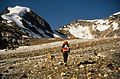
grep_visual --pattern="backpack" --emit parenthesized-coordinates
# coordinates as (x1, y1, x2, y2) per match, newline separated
(61, 44, 70, 53)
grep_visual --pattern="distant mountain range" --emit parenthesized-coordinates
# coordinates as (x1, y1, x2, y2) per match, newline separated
(0, 6, 120, 49)
(56, 12, 120, 39)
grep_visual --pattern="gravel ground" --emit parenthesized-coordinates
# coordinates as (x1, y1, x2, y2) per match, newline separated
(0, 37, 120, 79)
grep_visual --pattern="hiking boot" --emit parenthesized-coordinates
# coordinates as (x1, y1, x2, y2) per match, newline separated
(64, 63, 67, 66)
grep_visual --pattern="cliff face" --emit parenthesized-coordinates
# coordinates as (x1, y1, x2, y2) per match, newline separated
(57, 12, 120, 39)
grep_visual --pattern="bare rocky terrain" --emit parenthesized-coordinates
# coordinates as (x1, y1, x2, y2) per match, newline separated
(0, 6, 120, 79)
(0, 37, 120, 79)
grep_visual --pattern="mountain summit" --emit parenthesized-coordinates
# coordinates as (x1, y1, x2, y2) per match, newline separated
(0, 6, 56, 38)
(56, 12, 120, 39)
(0, 6, 61, 49)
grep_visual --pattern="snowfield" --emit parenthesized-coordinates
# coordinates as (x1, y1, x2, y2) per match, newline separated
(0, 38, 87, 54)
(0, 37, 118, 54)
(69, 26, 94, 39)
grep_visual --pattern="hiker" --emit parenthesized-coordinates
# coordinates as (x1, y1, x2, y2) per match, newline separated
(61, 41, 70, 66)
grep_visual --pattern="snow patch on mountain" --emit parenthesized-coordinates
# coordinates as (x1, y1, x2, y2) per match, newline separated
(1, 6, 30, 26)
(7, 6, 30, 15)
(69, 26, 94, 39)
(1, 14, 24, 28)
(53, 34, 61, 38)
(113, 12, 120, 15)
(1, 6, 30, 23)
(112, 22, 119, 30)
(96, 25, 110, 31)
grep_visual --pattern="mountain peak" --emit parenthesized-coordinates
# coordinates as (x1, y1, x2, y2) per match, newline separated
(0, 6, 55, 39)
(113, 12, 120, 16)
(7, 6, 30, 15)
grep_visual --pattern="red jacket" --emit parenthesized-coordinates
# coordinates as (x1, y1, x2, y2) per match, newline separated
(61, 44, 70, 53)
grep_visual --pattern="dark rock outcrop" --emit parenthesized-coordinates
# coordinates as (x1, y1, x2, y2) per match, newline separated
(0, 23, 23, 49)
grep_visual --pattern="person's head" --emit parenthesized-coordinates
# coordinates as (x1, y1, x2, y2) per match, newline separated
(63, 41, 68, 45)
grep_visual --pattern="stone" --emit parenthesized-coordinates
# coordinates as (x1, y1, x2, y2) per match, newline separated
(20, 74, 28, 78)
(79, 65, 84, 68)
(48, 75, 52, 79)
(34, 65, 37, 68)
(54, 67, 58, 70)
(8, 66, 14, 69)
(0, 73, 3, 79)
(71, 77, 77, 79)
(4, 70, 9, 73)
(107, 63, 114, 70)
(98, 74, 102, 77)
(87, 72, 92, 77)
(104, 74, 108, 77)
(61, 72, 66, 76)
(118, 67, 120, 71)
(75, 69, 79, 71)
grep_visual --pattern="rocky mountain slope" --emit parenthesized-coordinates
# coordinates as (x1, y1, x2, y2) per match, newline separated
(0, 6, 120, 49)
(0, 6, 55, 38)
(0, 5, 120, 79)
(0, 37, 120, 79)
(57, 12, 120, 39)
(0, 6, 60, 49)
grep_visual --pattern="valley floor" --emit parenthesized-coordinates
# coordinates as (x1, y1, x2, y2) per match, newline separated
(0, 37, 120, 79)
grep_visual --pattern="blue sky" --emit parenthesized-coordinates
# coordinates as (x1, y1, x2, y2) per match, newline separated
(0, 0, 120, 29)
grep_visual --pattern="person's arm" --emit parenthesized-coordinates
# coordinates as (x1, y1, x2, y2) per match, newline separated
(67, 44, 70, 53)
(61, 48, 63, 53)
(62, 44, 65, 48)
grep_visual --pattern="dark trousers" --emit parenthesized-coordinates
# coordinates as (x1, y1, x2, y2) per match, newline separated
(63, 52, 68, 63)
